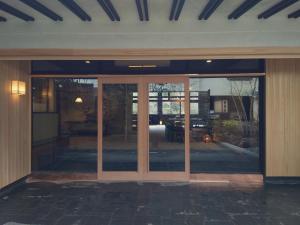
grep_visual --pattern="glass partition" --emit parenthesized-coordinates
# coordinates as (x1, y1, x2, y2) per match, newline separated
(189, 77, 260, 173)
(32, 76, 261, 177)
(32, 78, 98, 173)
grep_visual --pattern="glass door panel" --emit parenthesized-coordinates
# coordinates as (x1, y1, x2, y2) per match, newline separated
(148, 83, 185, 171)
(102, 84, 138, 171)
(32, 78, 98, 173)
(189, 77, 261, 173)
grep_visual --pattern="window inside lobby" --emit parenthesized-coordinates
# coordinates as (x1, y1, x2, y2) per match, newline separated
(32, 78, 98, 173)
(189, 77, 261, 173)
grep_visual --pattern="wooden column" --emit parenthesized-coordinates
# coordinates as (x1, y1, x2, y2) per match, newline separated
(266, 59, 300, 177)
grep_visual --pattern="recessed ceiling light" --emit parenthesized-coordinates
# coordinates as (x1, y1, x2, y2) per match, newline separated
(206, 60, 212, 63)
(85, 60, 91, 64)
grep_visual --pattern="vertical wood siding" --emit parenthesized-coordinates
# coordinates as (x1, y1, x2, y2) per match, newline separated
(266, 59, 300, 177)
(0, 61, 31, 189)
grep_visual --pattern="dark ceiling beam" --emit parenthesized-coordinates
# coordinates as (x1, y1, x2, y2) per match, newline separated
(170, 0, 185, 21)
(169, 0, 178, 20)
(288, 9, 300, 18)
(135, 0, 143, 21)
(0, 15, 6, 22)
(135, 0, 149, 21)
(97, 0, 115, 21)
(199, 0, 224, 20)
(143, 0, 149, 21)
(58, 0, 91, 21)
(105, 0, 120, 21)
(258, 0, 299, 19)
(0, 1, 34, 21)
(228, 0, 262, 19)
(19, 0, 63, 21)
(174, 0, 185, 20)
(97, 0, 120, 21)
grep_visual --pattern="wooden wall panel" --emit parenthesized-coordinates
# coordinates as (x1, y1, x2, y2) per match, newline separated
(266, 59, 300, 177)
(0, 61, 31, 189)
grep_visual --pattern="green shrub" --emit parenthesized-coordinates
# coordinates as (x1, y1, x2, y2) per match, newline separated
(222, 120, 240, 128)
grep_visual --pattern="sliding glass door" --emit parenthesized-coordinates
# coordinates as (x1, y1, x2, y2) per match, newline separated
(102, 83, 138, 172)
(99, 76, 190, 181)
(148, 82, 185, 172)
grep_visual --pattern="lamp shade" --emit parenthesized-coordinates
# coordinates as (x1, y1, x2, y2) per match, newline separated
(18, 81, 26, 95)
(11, 80, 26, 95)
(75, 97, 83, 103)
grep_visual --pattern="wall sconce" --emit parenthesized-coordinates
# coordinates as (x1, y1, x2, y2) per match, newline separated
(11, 80, 26, 95)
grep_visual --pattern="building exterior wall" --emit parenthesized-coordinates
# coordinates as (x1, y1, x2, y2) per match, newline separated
(266, 59, 300, 177)
(0, 61, 31, 189)
(1, 58, 300, 188)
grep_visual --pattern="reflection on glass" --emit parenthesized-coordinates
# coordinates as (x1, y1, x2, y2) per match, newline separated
(103, 84, 138, 171)
(149, 83, 185, 171)
(32, 78, 98, 173)
(32, 78, 55, 112)
(189, 78, 260, 173)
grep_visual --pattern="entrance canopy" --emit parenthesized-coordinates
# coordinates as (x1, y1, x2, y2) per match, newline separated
(0, 0, 300, 51)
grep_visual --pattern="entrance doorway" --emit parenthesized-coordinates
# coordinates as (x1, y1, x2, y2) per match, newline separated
(31, 74, 263, 181)
(99, 76, 190, 181)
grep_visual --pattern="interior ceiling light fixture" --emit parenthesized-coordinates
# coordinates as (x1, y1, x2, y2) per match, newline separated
(75, 97, 83, 103)
(206, 59, 212, 63)
(115, 60, 169, 67)
(128, 65, 157, 68)
(85, 60, 91, 64)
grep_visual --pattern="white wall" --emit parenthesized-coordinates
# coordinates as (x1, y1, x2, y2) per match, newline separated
(190, 78, 259, 96)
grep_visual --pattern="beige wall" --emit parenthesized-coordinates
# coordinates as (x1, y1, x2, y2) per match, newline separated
(0, 61, 31, 189)
(266, 59, 300, 177)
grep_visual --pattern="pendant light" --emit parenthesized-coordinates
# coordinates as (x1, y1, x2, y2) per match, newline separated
(75, 96, 83, 103)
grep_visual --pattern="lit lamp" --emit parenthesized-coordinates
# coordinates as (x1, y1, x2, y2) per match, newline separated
(203, 134, 212, 144)
(11, 80, 26, 95)
(75, 97, 83, 103)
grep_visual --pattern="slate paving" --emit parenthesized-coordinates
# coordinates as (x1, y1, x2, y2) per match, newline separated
(0, 181, 300, 225)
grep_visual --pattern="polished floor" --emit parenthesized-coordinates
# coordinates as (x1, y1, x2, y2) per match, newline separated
(0, 180, 300, 225)
(34, 142, 260, 173)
